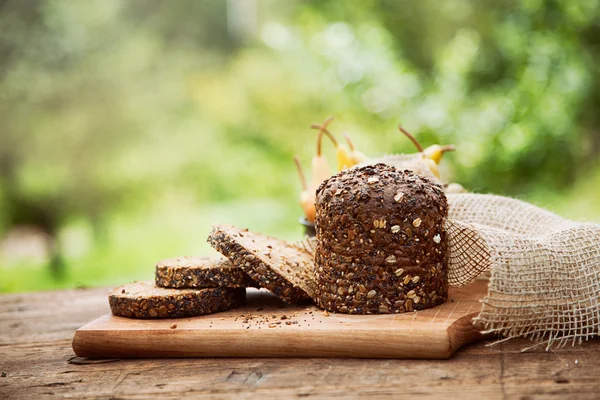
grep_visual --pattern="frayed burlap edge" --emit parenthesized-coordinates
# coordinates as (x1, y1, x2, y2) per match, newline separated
(447, 194, 600, 350)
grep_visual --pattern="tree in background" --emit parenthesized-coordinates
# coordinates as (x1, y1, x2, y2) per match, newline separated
(0, 0, 598, 287)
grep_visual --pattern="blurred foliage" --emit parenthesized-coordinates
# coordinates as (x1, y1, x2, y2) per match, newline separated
(1, 0, 599, 292)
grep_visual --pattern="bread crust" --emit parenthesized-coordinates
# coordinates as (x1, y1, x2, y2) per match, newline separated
(314, 164, 448, 314)
(155, 256, 256, 289)
(109, 281, 246, 319)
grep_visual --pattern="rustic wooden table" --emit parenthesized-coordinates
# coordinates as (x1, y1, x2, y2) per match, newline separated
(1, 288, 599, 399)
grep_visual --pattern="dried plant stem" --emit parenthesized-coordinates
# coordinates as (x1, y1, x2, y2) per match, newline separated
(293, 155, 308, 191)
(440, 145, 456, 154)
(343, 132, 355, 151)
(398, 126, 424, 152)
(310, 116, 337, 156)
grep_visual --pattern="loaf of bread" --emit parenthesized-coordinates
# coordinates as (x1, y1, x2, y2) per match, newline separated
(314, 163, 448, 314)
(109, 281, 246, 319)
(208, 224, 316, 304)
(155, 256, 256, 289)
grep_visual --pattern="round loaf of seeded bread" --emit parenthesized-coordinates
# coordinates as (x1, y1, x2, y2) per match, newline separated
(314, 163, 448, 314)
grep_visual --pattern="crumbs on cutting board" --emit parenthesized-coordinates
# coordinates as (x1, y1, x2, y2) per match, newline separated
(227, 308, 331, 329)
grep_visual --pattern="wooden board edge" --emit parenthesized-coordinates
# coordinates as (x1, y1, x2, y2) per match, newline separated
(72, 323, 456, 360)
(447, 313, 491, 354)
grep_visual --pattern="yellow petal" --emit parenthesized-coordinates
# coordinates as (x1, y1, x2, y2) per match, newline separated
(336, 146, 353, 171)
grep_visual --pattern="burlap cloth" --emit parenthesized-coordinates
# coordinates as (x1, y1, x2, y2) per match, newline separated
(446, 193, 600, 349)
(303, 192, 600, 349)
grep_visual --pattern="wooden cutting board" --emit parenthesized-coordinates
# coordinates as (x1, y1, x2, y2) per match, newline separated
(72, 280, 489, 359)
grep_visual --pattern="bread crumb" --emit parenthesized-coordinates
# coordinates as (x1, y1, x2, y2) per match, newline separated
(170, 323, 177, 329)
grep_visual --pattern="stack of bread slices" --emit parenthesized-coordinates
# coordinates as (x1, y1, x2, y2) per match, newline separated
(109, 225, 316, 319)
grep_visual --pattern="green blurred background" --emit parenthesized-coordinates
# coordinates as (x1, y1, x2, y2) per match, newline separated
(1, 0, 599, 293)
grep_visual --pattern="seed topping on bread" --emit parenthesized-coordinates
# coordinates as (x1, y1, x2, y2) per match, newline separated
(208, 224, 316, 304)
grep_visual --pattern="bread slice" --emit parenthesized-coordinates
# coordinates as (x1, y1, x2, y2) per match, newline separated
(155, 256, 256, 289)
(208, 224, 316, 304)
(109, 281, 246, 319)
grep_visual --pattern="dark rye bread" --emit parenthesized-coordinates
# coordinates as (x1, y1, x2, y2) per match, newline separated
(314, 164, 448, 314)
(109, 281, 246, 319)
(208, 224, 316, 304)
(155, 256, 256, 289)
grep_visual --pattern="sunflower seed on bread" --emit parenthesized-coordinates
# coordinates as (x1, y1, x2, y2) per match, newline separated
(155, 256, 256, 289)
(109, 281, 246, 319)
(208, 224, 316, 304)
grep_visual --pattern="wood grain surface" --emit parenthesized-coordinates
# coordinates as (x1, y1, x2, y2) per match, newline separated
(2, 283, 600, 399)
(72, 280, 488, 359)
